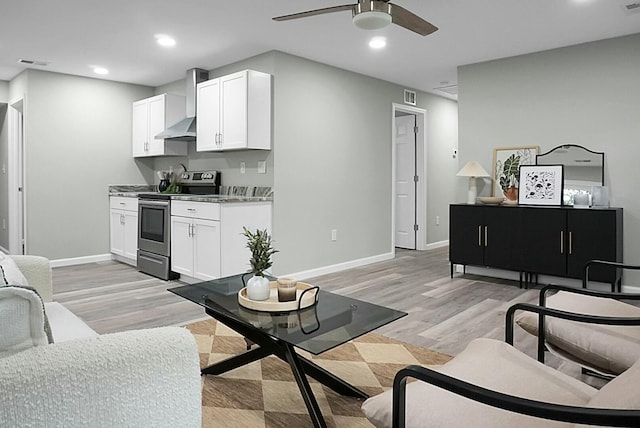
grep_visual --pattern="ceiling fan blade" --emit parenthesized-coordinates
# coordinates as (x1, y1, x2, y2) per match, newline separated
(273, 4, 355, 22)
(389, 3, 438, 36)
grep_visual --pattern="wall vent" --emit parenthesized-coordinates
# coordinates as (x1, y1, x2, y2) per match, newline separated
(623, 2, 640, 14)
(434, 84, 459, 96)
(404, 89, 417, 105)
(18, 59, 50, 66)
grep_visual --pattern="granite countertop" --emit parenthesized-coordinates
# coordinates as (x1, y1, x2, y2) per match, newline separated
(108, 185, 273, 203)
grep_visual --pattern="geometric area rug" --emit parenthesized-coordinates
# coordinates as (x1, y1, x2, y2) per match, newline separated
(184, 318, 452, 428)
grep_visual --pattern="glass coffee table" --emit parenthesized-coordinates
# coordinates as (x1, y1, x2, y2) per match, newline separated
(169, 273, 406, 428)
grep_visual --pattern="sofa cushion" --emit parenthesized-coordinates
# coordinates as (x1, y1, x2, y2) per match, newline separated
(44, 302, 99, 342)
(0, 286, 51, 357)
(361, 338, 596, 428)
(515, 291, 640, 375)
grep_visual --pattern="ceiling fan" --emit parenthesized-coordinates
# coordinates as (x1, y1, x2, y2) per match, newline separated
(273, 0, 438, 36)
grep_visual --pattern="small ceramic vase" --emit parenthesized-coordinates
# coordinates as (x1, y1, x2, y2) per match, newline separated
(246, 275, 270, 301)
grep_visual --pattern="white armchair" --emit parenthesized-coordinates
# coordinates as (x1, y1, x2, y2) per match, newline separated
(0, 255, 202, 427)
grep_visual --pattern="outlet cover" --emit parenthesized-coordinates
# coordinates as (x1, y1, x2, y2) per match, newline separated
(258, 161, 266, 174)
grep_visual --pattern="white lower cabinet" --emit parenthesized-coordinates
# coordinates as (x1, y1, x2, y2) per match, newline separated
(171, 214, 221, 280)
(171, 200, 272, 281)
(109, 197, 139, 264)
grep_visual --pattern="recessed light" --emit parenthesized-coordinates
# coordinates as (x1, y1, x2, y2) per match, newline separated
(93, 67, 109, 75)
(155, 34, 176, 47)
(369, 36, 387, 49)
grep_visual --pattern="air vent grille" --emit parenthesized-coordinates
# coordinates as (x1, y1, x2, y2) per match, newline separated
(434, 84, 459, 96)
(404, 89, 416, 106)
(18, 59, 50, 66)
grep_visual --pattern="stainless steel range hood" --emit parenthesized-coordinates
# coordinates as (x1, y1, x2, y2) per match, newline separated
(155, 68, 209, 141)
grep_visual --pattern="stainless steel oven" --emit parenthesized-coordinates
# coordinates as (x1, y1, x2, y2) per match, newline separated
(137, 170, 220, 280)
(137, 194, 176, 280)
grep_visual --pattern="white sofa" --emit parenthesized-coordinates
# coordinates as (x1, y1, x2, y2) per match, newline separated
(0, 255, 202, 427)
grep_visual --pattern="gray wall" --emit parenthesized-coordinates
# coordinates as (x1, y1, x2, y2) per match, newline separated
(0, 81, 7, 103)
(12, 69, 153, 259)
(3, 51, 457, 273)
(201, 51, 457, 275)
(458, 33, 640, 283)
(152, 51, 458, 274)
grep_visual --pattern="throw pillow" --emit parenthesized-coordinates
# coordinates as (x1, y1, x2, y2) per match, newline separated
(0, 253, 29, 287)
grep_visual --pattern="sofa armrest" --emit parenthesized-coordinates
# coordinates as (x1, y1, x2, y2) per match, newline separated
(0, 327, 201, 427)
(9, 255, 53, 302)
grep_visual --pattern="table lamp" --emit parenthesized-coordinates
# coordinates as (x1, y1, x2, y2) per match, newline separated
(457, 161, 490, 204)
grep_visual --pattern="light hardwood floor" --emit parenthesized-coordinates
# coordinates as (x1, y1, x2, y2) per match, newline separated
(51, 247, 601, 386)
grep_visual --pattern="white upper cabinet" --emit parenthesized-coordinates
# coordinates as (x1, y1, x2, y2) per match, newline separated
(132, 93, 188, 157)
(196, 70, 271, 152)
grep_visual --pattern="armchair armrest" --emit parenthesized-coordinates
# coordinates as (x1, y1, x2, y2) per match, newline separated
(0, 326, 201, 427)
(392, 364, 640, 428)
(9, 255, 53, 302)
(583, 260, 640, 292)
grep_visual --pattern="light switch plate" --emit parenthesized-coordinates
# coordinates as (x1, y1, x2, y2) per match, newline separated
(240, 162, 246, 174)
(258, 161, 266, 174)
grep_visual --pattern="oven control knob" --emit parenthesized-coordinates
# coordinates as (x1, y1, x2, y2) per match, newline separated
(202, 173, 212, 179)
(181, 173, 189, 179)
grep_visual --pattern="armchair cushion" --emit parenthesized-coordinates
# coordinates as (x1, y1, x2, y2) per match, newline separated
(361, 338, 596, 428)
(515, 291, 640, 375)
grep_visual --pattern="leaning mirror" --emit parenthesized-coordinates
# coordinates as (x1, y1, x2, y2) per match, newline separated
(536, 144, 604, 205)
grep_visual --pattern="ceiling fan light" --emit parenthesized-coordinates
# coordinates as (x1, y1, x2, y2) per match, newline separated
(353, 11, 392, 30)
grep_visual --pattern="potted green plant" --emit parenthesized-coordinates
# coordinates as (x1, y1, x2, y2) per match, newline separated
(242, 227, 278, 300)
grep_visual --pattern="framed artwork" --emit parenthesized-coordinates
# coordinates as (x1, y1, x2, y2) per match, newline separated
(518, 164, 564, 206)
(492, 146, 539, 201)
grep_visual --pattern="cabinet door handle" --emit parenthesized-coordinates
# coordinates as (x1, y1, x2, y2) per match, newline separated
(219, 133, 223, 145)
(188, 224, 193, 237)
(484, 226, 488, 247)
(120, 214, 125, 225)
(478, 226, 482, 247)
(560, 231, 564, 254)
(569, 231, 573, 255)
(187, 208, 196, 212)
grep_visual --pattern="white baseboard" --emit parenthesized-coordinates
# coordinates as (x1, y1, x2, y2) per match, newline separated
(282, 251, 395, 281)
(50, 253, 113, 268)
(425, 240, 448, 250)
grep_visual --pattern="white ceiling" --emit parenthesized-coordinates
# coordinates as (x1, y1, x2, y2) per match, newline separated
(2, 0, 639, 100)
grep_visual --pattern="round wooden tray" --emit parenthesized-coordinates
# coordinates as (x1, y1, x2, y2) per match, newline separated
(238, 281, 319, 312)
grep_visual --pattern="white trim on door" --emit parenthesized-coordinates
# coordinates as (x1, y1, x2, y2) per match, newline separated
(8, 97, 26, 255)
(391, 103, 428, 252)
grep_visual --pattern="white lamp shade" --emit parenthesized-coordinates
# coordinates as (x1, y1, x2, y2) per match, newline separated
(457, 161, 490, 204)
(456, 161, 490, 178)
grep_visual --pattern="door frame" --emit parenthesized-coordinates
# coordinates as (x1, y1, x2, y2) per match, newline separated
(391, 103, 427, 251)
(8, 97, 26, 255)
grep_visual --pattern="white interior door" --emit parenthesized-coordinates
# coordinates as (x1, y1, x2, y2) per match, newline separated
(394, 114, 416, 249)
(8, 100, 25, 254)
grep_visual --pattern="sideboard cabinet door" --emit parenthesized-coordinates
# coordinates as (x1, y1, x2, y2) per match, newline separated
(521, 208, 567, 277)
(567, 209, 623, 283)
(449, 205, 484, 267)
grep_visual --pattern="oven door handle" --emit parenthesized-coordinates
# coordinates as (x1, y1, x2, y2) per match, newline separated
(138, 199, 170, 207)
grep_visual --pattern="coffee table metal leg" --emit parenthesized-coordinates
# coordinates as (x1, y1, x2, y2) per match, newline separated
(282, 342, 327, 428)
(299, 356, 368, 399)
(201, 346, 272, 376)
